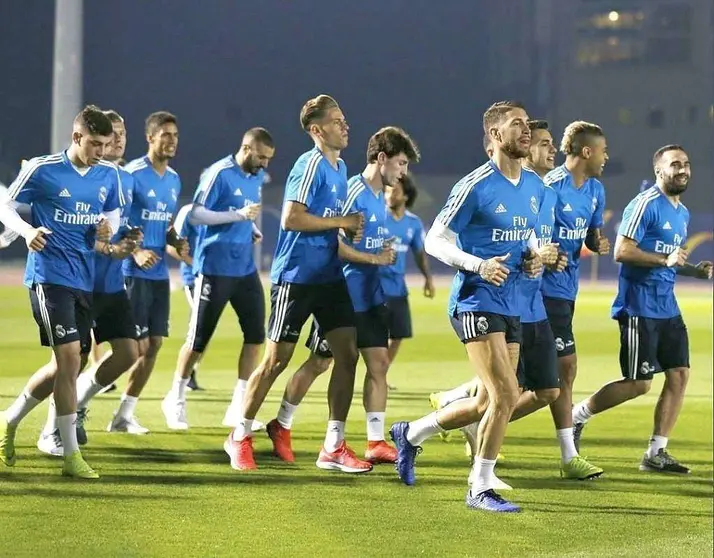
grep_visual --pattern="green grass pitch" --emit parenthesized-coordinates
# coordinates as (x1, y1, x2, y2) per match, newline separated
(0, 281, 711, 557)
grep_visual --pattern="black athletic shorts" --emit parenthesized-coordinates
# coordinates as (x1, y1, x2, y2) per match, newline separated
(187, 272, 265, 352)
(29, 283, 93, 353)
(267, 280, 355, 344)
(517, 319, 560, 391)
(385, 296, 412, 340)
(306, 304, 390, 357)
(124, 277, 170, 339)
(543, 296, 576, 357)
(449, 311, 522, 345)
(92, 290, 138, 344)
(617, 314, 690, 380)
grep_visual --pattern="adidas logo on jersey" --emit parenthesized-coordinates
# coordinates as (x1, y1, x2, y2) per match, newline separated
(331, 185, 337, 193)
(369, 214, 377, 222)
(494, 203, 507, 214)
(59, 188, 71, 198)
(663, 221, 672, 230)
(233, 188, 243, 196)
(563, 203, 573, 212)
(148, 189, 156, 197)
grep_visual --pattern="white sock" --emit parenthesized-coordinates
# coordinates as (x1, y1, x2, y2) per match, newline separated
(647, 435, 668, 458)
(4, 391, 41, 427)
(42, 397, 58, 435)
(276, 399, 298, 430)
(470, 457, 497, 494)
(323, 420, 345, 452)
(170, 375, 189, 402)
(230, 379, 248, 409)
(76, 373, 106, 410)
(438, 382, 474, 408)
(231, 417, 254, 441)
(572, 400, 595, 424)
(366, 412, 385, 442)
(117, 394, 138, 420)
(57, 413, 79, 456)
(557, 427, 578, 462)
(406, 412, 445, 445)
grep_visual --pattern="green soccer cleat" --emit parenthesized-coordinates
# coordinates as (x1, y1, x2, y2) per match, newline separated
(428, 392, 452, 442)
(560, 455, 603, 480)
(0, 416, 17, 467)
(62, 450, 99, 479)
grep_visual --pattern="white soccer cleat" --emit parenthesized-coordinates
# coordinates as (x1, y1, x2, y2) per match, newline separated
(37, 430, 64, 457)
(221, 408, 265, 432)
(161, 396, 189, 430)
(106, 413, 150, 435)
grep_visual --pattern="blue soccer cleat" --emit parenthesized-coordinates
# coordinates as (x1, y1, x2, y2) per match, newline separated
(466, 489, 521, 513)
(389, 421, 421, 486)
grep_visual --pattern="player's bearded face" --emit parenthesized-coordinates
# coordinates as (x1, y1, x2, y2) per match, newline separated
(149, 123, 179, 160)
(242, 143, 275, 175)
(497, 111, 531, 159)
(660, 151, 690, 195)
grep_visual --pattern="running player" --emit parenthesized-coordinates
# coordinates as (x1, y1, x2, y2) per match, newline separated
(161, 128, 275, 430)
(0, 105, 123, 478)
(390, 101, 544, 513)
(573, 145, 712, 474)
(223, 94, 369, 473)
(169, 202, 203, 391)
(37, 109, 143, 455)
(107, 111, 188, 434)
(264, 127, 420, 465)
(541, 121, 609, 478)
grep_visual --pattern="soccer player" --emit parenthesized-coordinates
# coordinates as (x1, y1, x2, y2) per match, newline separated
(0, 105, 123, 478)
(572, 145, 712, 474)
(161, 128, 275, 430)
(169, 202, 203, 391)
(264, 127, 420, 465)
(389, 101, 544, 513)
(37, 109, 143, 455)
(541, 121, 610, 479)
(107, 111, 188, 434)
(223, 94, 368, 473)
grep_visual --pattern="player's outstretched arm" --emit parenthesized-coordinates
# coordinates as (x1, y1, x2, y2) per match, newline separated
(614, 235, 686, 268)
(282, 201, 362, 236)
(189, 203, 260, 226)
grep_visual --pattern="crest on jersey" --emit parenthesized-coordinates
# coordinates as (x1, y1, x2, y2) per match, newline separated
(530, 196, 538, 215)
(98, 186, 107, 203)
(591, 197, 597, 212)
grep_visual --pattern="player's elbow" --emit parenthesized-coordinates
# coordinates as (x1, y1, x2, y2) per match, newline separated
(281, 207, 301, 231)
(424, 229, 440, 260)
(613, 238, 630, 263)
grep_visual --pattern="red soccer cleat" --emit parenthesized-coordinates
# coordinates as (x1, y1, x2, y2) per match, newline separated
(224, 432, 257, 470)
(267, 419, 295, 463)
(316, 441, 373, 473)
(365, 440, 398, 464)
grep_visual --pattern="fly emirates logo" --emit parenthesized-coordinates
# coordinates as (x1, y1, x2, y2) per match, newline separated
(655, 234, 683, 254)
(53, 201, 102, 225)
(491, 216, 534, 242)
(322, 199, 345, 218)
(364, 226, 388, 250)
(141, 202, 173, 222)
(558, 217, 588, 241)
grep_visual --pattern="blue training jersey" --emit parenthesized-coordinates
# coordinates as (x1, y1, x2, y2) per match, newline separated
(10, 151, 124, 292)
(439, 160, 543, 318)
(341, 175, 387, 312)
(611, 187, 689, 319)
(192, 155, 263, 278)
(518, 183, 557, 323)
(94, 168, 135, 294)
(379, 209, 425, 298)
(121, 156, 181, 281)
(541, 165, 606, 301)
(173, 203, 201, 288)
(270, 148, 348, 285)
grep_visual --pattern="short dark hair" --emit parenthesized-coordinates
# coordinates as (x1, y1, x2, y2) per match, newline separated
(145, 111, 178, 136)
(300, 95, 339, 131)
(528, 119, 549, 131)
(243, 127, 274, 148)
(560, 121, 604, 156)
(483, 100, 526, 133)
(482, 133, 492, 155)
(366, 126, 420, 164)
(653, 144, 686, 168)
(102, 109, 124, 124)
(399, 172, 418, 209)
(74, 105, 113, 137)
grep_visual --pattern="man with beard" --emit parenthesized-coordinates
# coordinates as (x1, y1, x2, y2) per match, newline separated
(572, 145, 712, 474)
(540, 121, 609, 480)
(107, 111, 188, 434)
(161, 128, 275, 430)
(390, 101, 544, 513)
